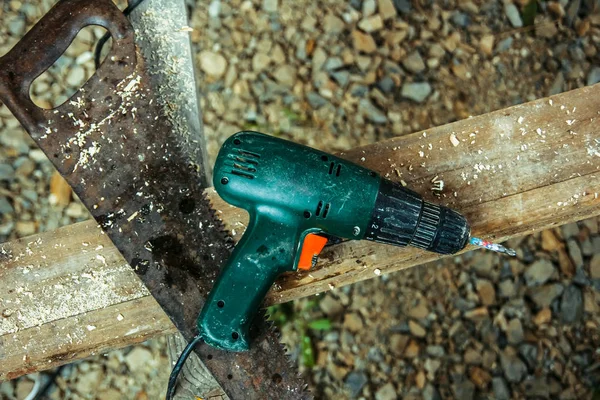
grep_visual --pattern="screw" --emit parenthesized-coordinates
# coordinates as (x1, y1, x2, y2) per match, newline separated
(352, 226, 360, 236)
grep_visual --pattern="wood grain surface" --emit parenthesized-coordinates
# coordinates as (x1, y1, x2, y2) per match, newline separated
(1, 83, 599, 379)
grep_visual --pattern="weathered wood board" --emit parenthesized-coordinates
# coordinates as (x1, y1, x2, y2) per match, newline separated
(1, 83, 599, 380)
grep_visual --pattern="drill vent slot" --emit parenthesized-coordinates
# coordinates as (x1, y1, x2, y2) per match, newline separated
(232, 162, 256, 173)
(225, 152, 259, 179)
(315, 201, 331, 218)
(234, 148, 261, 159)
(328, 162, 342, 177)
(231, 170, 255, 179)
(228, 154, 259, 165)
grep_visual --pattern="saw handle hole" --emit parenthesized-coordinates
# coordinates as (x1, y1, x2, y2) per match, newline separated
(29, 26, 113, 109)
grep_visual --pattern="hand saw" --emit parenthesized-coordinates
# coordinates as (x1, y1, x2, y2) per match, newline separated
(0, 0, 310, 398)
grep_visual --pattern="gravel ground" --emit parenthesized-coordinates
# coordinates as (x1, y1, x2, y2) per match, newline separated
(1, 0, 600, 399)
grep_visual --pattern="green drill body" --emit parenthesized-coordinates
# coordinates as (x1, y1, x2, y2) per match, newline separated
(198, 131, 470, 351)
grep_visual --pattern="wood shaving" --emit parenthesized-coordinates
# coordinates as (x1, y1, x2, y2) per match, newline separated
(450, 133, 459, 147)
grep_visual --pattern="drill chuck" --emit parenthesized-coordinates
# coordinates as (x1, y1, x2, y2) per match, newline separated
(364, 179, 470, 254)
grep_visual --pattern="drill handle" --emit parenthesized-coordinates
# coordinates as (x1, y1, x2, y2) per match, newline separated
(197, 209, 299, 351)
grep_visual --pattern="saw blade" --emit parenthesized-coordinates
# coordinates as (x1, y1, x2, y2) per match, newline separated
(0, 0, 310, 398)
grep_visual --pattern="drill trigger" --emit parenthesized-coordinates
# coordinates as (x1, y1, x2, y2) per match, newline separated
(297, 233, 328, 271)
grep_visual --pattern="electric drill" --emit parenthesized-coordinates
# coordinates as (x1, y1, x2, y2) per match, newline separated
(198, 131, 471, 351)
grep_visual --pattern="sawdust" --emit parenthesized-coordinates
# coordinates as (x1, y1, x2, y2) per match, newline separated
(0, 239, 149, 336)
(132, 3, 208, 175)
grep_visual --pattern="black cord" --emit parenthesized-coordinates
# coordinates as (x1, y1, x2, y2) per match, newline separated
(166, 335, 204, 400)
(93, 0, 148, 70)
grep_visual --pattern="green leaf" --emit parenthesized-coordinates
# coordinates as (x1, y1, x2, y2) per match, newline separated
(303, 298, 320, 311)
(301, 334, 315, 368)
(266, 303, 295, 327)
(282, 107, 301, 122)
(307, 318, 332, 331)
(522, 0, 538, 26)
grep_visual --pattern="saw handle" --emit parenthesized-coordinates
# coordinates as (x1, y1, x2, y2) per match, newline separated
(0, 0, 134, 130)
(197, 210, 300, 351)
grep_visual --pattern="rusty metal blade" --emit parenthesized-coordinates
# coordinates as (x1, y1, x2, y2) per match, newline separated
(0, 0, 310, 398)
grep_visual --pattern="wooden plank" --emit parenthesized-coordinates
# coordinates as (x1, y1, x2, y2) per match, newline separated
(1, 84, 599, 379)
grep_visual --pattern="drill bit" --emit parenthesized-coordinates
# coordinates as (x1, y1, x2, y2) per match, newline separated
(470, 237, 517, 257)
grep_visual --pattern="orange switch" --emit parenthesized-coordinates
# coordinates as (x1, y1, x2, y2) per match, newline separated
(297, 233, 328, 271)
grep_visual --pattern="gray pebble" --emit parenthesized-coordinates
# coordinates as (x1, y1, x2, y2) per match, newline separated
(66, 65, 87, 88)
(350, 0, 362, 11)
(367, 347, 385, 362)
(295, 39, 307, 61)
(496, 37, 513, 53)
(561, 222, 579, 238)
(567, 239, 584, 268)
(8, 16, 26, 36)
(499, 279, 516, 298)
(454, 297, 477, 311)
(0, 221, 15, 236)
(500, 349, 527, 383)
(549, 72, 565, 96)
(451, 11, 470, 27)
(426, 345, 445, 358)
(587, 67, 600, 86)
(358, 99, 387, 124)
(331, 71, 350, 88)
(0, 197, 14, 214)
(518, 343, 538, 369)
(401, 82, 432, 103)
(492, 377, 511, 400)
(523, 376, 550, 398)
(21, 4, 40, 21)
(14, 157, 35, 177)
(560, 284, 583, 324)
(324, 57, 343, 71)
(573, 267, 589, 286)
(362, 0, 376, 16)
(262, 0, 278, 13)
(507, 318, 524, 345)
(528, 283, 564, 307)
(592, 236, 600, 254)
(208, 0, 220, 18)
(452, 379, 474, 400)
(392, 0, 411, 14)
(581, 237, 593, 257)
(504, 3, 523, 28)
(350, 84, 369, 97)
(402, 51, 426, 74)
(568, 45, 586, 61)
(344, 371, 368, 397)
(0, 164, 15, 181)
(306, 92, 328, 109)
(374, 383, 396, 400)
(524, 259, 555, 286)
(21, 190, 38, 203)
(377, 76, 395, 94)
(28, 149, 48, 163)
(566, 0, 580, 26)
